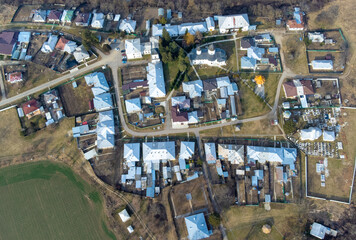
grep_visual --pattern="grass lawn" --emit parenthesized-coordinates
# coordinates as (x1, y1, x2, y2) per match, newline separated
(200, 119, 281, 137)
(5, 62, 60, 98)
(307, 156, 352, 201)
(239, 82, 270, 119)
(0, 108, 80, 164)
(190, 65, 228, 80)
(0, 161, 115, 240)
(223, 203, 306, 240)
(282, 35, 309, 75)
(214, 40, 238, 72)
(239, 73, 282, 106)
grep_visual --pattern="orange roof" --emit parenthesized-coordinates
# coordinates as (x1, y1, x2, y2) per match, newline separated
(55, 37, 69, 51)
(287, 13, 305, 29)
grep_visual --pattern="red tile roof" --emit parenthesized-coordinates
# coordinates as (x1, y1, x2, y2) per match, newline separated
(287, 13, 304, 29)
(283, 80, 314, 98)
(8, 72, 22, 83)
(22, 99, 41, 115)
(55, 37, 69, 51)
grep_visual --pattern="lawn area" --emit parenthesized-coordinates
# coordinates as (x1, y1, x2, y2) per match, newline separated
(0, 161, 115, 240)
(163, 60, 180, 88)
(5, 62, 60, 98)
(0, 108, 80, 164)
(282, 34, 309, 75)
(239, 82, 270, 119)
(223, 203, 306, 240)
(190, 65, 228, 80)
(239, 73, 282, 106)
(214, 40, 238, 72)
(199, 119, 282, 137)
(307, 156, 352, 201)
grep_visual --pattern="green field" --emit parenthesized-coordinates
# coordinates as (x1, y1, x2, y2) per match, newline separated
(0, 161, 116, 240)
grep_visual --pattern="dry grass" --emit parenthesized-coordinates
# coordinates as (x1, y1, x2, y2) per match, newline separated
(200, 119, 282, 138)
(0, 108, 80, 166)
(223, 203, 306, 240)
(0, 4, 16, 24)
(281, 34, 309, 75)
(307, 0, 356, 105)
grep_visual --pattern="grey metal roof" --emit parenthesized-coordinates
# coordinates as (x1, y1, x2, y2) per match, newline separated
(190, 47, 227, 64)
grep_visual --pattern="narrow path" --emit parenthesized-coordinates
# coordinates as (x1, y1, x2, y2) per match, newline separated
(0, 66, 6, 100)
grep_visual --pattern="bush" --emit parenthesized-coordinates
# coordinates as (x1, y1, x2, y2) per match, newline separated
(283, 119, 297, 135)
(209, 213, 221, 228)
(103, 44, 112, 53)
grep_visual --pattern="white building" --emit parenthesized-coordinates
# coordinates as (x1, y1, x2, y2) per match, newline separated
(93, 93, 113, 111)
(97, 110, 115, 149)
(308, 32, 325, 43)
(216, 14, 250, 33)
(85, 72, 109, 96)
(247, 146, 297, 167)
(323, 131, 335, 142)
(310, 222, 337, 240)
(119, 19, 136, 33)
(41, 35, 58, 53)
(190, 45, 227, 66)
(146, 61, 166, 98)
(171, 96, 190, 109)
(118, 209, 131, 222)
(205, 143, 217, 164)
(206, 17, 215, 31)
(125, 98, 142, 113)
(178, 22, 208, 35)
(33, 10, 46, 22)
(73, 45, 90, 63)
(311, 60, 333, 70)
(125, 38, 142, 59)
(247, 46, 265, 60)
(182, 80, 203, 98)
(152, 24, 179, 37)
(142, 142, 175, 162)
(300, 127, 322, 141)
(180, 141, 195, 160)
(91, 12, 105, 29)
(218, 144, 244, 164)
(124, 143, 140, 162)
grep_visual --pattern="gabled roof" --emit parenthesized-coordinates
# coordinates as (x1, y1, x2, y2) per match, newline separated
(185, 213, 210, 240)
(0, 31, 17, 55)
(323, 130, 335, 142)
(204, 143, 217, 163)
(203, 79, 217, 91)
(247, 146, 284, 164)
(22, 99, 41, 115)
(48, 10, 62, 21)
(91, 13, 105, 28)
(217, 14, 250, 30)
(152, 24, 179, 37)
(8, 72, 22, 83)
(119, 19, 136, 33)
(74, 13, 91, 24)
(180, 141, 195, 160)
(142, 142, 175, 162)
(171, 106, 188, 123)
(125, 38, 141, 55)
(61, 10, 74, 23)
(97, 110, 115, 149)
(205, 17, 215, 30)
(182, 80, 203, 98)
(188, 111, 199, 124)
(125, 98, 142, 113)
(41, 35, 59, 53)
(240, 37, 255, 49)
(178, 22, 208, 35)
(118, 209, 130, 222)
(55, 37, 69, 51)
(247, 46, 265, 60)
(218, 144, 244, 164)
(241, 56, 256, 69)
(216, 76, 231, 88)
(73, 45, 90, 62)
(146, 61, 166, 98)
(171, 96, 190, 109)
(85, 72, 109, 96)
(33, 10, 46, 22)
(124, 143, 140, 162)
(93, 93, 113, 111)
(282, 80, 314, 98)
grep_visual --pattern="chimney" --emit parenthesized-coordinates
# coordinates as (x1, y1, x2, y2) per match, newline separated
(196, 46, 201, 55)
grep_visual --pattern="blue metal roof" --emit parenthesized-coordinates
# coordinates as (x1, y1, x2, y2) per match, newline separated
(185, 213, 210, 240)
(241, 57, 256, 69)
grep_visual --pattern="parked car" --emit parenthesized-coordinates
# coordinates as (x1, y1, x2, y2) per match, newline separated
(121, 49, 125, 53)
(115, 47, 120, 51)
